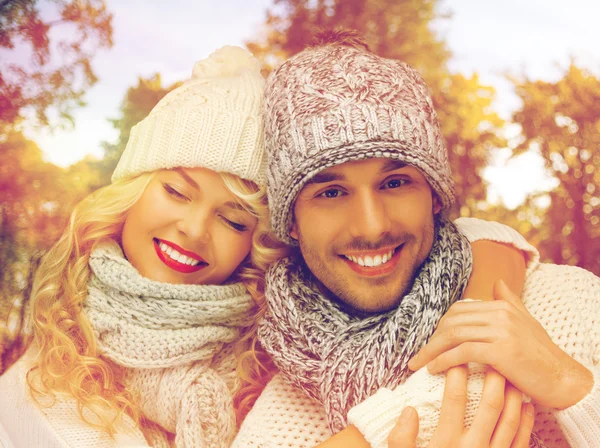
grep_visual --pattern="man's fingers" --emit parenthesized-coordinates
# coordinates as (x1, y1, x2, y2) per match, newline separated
(426, 342, 491, 374)
(435, 365, 468, 438)
(388, 407, 419, 448)
(511, 403, 535, 448)
(468, 366, 506, 445)
(490, 383, 522, 448)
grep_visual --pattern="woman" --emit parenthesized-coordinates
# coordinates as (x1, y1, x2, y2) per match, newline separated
(0, 45, 284, 448)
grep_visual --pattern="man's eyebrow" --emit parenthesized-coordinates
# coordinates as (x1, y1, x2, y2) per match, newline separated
(381, 159, 407, 173)
(304, 171, 346, 185)
(174, 168, 200, 190)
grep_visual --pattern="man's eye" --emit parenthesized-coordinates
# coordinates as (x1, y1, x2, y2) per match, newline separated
(318, 189, 343, 198)
(382, 179, 406, 189)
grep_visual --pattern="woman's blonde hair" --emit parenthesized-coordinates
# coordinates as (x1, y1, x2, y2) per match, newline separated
(21, 169, 287, 436)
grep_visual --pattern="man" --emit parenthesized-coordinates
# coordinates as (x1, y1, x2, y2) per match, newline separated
(234, 31, 600, 447)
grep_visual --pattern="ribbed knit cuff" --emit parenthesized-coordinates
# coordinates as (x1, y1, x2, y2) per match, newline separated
(347, 388, 402, 448)
(454, 217, 540, 276)
(553, 364, 600, 447)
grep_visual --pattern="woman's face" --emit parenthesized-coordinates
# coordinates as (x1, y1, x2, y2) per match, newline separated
(122, 168, 258, 285)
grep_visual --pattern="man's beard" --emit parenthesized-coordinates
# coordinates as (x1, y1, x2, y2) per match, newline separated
(296, 224, 434, 313)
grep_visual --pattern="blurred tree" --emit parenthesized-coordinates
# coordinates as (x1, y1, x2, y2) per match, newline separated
(1, 74, 179, 338)
(0, 0, 113, 131)
(248, 0, 450, 79)
(0, 131, 89, 349)
(247, 0, 505, 216)
(512, 64, 600, 275)
(99, 74, 180, 184)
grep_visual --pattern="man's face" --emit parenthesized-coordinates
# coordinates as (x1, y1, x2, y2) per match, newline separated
(291, 158, 440, 313)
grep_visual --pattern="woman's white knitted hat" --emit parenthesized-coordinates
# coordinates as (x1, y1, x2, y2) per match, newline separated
(112, 45, 266, 185)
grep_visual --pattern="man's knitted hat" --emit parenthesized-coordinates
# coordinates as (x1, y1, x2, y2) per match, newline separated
(264, 31, 454, 244)
(112, 45, 266, 185)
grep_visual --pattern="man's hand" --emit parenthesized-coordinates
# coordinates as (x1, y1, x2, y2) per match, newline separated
(387, 366, 535, 448)
(407, 279, 593, 409)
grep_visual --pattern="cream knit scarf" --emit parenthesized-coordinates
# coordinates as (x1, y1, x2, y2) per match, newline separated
(259, 219, 473, 432)
(84, 241, 254, 447)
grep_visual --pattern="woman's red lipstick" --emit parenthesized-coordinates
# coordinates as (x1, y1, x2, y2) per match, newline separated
(153, 238, 207, 274)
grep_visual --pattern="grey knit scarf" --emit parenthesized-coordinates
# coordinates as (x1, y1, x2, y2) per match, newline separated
(84, 241, 254, 447)
(259, 219, 473, 432)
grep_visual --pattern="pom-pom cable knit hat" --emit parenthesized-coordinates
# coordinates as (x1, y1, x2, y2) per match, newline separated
(112, 45, 266, 185)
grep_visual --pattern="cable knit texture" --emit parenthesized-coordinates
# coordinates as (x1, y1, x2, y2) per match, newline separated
(233, 219, 600, 448)
(84, 241, 254, 447)
(259, 219, 472, 432)
(264, 36, 454, 244)
(111, 45, 267, 185)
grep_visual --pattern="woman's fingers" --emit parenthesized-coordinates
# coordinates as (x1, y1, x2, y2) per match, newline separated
(511, 403, 536, 448)
(426, 342, 491, 374)
(409, 325, 496, 371)
(388, 407, 419, 448)
(409, 304, 520, 371)
(435, 365, 469, 439)
(490, 383, 522, 448)
(468, 366, 506, 445)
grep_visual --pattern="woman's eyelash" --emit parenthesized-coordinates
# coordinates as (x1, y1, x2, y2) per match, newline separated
(223, 217, 247, 232)
(163, 183, 189, 201)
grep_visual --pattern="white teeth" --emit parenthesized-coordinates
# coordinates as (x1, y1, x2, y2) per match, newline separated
(158, 241, 200, 266)
(345, 249, 396, 268)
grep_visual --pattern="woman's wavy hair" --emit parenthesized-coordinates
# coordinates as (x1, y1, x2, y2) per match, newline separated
(11, 169, 286, 436)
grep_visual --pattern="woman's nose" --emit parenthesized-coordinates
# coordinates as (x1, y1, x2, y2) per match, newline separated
(176, 208, 212, 244)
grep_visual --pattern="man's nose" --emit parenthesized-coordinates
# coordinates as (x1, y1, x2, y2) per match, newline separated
(347, 191, 392, 241)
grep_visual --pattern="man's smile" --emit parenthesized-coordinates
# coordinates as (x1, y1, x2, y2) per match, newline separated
(339, 244, 404, 277)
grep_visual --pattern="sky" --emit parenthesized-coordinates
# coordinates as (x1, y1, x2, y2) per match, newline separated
(20, 0, 600, 209)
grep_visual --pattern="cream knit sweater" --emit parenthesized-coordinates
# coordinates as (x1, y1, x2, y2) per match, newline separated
(0, 218, 569, 447)
(233, 218, 600, 448)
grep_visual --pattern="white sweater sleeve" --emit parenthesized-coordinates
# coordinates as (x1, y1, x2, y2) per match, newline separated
(347, 364, 492, 448)
(232, 374, 332, 447)
(549, 265, 600, 447)
(554, 364, 600, 447)
(453, 217, 540, 275)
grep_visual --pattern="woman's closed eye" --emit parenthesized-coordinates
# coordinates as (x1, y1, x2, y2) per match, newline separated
(221, 216, 248, 232)
(163, 183, 190, 201)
